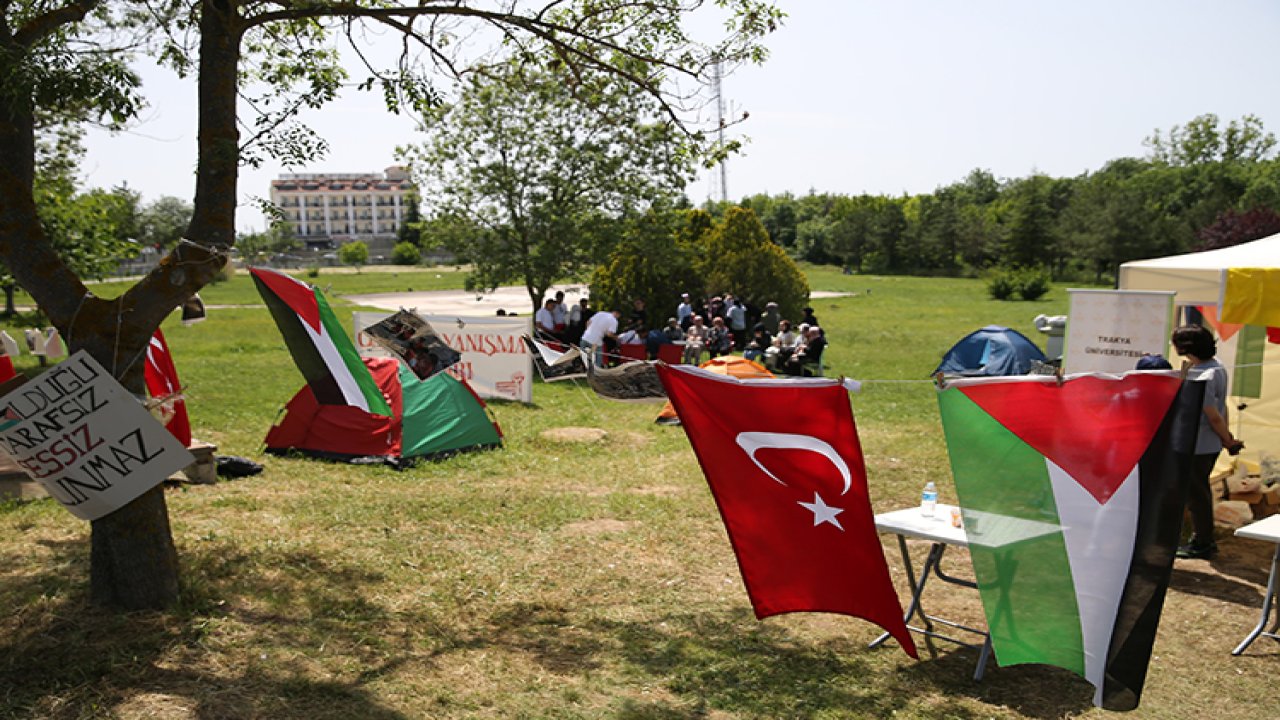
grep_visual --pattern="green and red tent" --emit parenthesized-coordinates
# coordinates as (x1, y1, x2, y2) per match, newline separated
(253, 267, 502, 465)
(264, 356, 502, 465)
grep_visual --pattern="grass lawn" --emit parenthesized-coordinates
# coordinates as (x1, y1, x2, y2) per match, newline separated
(1, 269, 1274, 719)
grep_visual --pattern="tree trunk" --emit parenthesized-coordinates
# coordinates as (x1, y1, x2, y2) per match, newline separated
(0, 23, 213, 611)
(186, 0, 243, 254)
(0, 119, 181, 609)
(90, 486, 180, 608)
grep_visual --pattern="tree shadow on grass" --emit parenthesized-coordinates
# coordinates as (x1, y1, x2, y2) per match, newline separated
(480, 603, 1096, 719)
(1208, 536, 1275, 583)
(5, 541, 1105, 719)
(0, 539, 415, 720)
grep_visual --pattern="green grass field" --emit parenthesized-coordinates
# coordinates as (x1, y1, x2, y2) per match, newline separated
(1, 269, 1274, 719)
(9, 265, 473, 310)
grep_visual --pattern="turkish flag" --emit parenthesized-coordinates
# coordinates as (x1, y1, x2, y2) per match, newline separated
(144, 329, 192, 447)
(657, 364, 917, 658)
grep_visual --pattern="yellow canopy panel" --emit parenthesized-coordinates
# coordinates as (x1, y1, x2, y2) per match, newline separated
(1222, 267, 1280, 327)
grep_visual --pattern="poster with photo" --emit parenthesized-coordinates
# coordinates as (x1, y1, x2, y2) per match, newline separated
(355, 312, 534, 403)
(523, 335, 588, 382)
(360, 310, 462, 380)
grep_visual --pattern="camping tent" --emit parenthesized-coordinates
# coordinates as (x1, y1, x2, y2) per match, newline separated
(655, 356, 774, 424)
(1119, 233, 1280, 462)
(933, 326, 1047, 377)
(265, 356, 503, 466)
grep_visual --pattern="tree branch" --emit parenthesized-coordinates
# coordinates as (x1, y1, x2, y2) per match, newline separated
(244, 2, 704, 85)
(14, 0, 101, 48)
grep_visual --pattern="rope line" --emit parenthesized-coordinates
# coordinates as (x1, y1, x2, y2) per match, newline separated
(59, 290, 93, 353)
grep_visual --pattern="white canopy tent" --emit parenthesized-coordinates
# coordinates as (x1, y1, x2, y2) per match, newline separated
(1119, 232, 1280, 468)
(1118, 232, 1280, 306)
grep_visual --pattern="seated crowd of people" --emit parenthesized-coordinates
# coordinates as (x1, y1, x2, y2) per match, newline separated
(533, 291, 829, 376)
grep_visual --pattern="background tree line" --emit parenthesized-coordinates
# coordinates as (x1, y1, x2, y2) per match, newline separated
(719, 114, 1280, 283)
(413, 112, 1277, 322)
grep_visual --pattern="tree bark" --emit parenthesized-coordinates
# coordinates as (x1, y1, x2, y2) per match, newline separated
(0, 28, 187, 611)
(90, 486, 180, 608)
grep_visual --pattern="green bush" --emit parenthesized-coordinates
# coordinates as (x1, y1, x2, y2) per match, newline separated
(338, 241, 369, 271)
(591, 209, 705, 324)
(1017, 269, 1051, 300)
(987, 267, 1051, 301)
(986, 269, 1017, 300)
(391, 242, 421, 266)
(699, 206, 810, 320)
(305, 265, 321, 278)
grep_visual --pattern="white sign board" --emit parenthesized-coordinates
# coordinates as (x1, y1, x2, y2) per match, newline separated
(354, 312, 533, 403)
(0, 352, 194, 520)
(1064, 289, 1175, 374)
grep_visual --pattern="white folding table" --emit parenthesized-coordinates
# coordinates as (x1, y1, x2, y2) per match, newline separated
(1231, 513, 1280, 655)
(869, 504, 994, 680)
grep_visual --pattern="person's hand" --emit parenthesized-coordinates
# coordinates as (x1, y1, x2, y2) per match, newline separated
(1226, 437, 1245, 456)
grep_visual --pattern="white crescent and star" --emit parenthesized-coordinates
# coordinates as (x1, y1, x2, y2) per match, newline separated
(734, 431, 852, 532)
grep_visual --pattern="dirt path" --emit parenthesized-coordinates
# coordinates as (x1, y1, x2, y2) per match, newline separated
(345, 286, 852, 315)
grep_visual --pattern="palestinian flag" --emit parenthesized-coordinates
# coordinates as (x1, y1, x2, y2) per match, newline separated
(251, 267, 391, 416)
(937, 372, 1202, 710)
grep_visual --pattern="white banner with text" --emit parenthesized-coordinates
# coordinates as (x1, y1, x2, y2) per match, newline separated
(1064, 289, 1175, 374)
(354, 311, 533, 403)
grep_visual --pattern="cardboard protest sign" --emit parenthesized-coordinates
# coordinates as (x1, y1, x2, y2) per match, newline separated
(586, 357, 667, 402)
(0, 351, 194, 521)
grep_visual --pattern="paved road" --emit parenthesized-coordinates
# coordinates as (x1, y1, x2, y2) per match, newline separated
(345, 284, 590, 315)
(345, 287, 852, 316)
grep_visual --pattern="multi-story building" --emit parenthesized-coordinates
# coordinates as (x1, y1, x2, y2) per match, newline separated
(269, 166, 416, 249)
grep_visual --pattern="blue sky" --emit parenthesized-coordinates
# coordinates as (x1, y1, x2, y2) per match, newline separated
(81, 1, 1280, 232)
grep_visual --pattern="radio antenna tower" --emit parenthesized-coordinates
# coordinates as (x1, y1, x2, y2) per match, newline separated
(711, 57, 728, 204)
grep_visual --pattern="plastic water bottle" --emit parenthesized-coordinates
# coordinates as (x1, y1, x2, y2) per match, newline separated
(920, 481, 938, 517)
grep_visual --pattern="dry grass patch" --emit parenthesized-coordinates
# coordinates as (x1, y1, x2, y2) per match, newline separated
(560, 518, 638, 536)
(627, 484, 685, 497)
(538, 426, 609, 443)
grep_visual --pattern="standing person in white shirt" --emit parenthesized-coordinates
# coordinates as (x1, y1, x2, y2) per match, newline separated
(580, 309, 621, 366)
(725, 296, 747, 350)
(552, 290, 569, 334)
(676, 293, 694, 329)
(535, 299, 559, 341)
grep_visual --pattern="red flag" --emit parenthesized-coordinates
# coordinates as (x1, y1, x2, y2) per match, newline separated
(657, 364, 917, 657)
(144, 329, 192, 446)
(0, 354, 14, 383)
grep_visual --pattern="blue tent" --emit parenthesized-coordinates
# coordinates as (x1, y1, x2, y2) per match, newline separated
(933, 325, 1047, 377)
